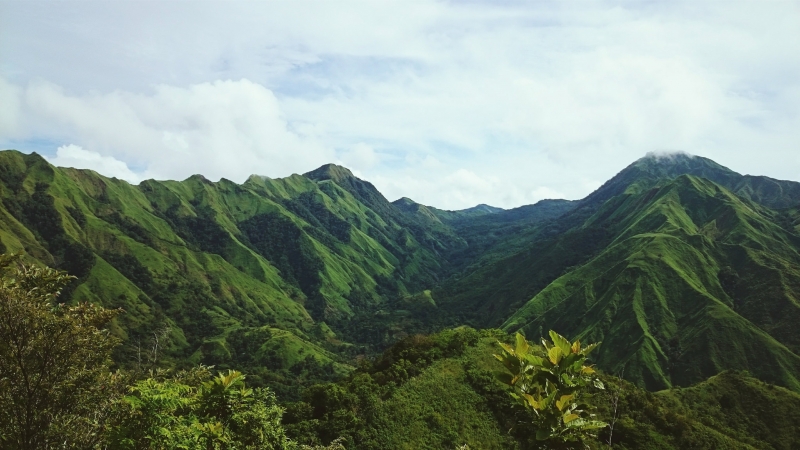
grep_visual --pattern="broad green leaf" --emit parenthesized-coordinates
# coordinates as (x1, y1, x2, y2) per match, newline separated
(582, 342, 600, 356)
(556, 394, 574, 411)
(561, 353, 580, 371)
(524, 354, 545, 368)
(548, 346, 563, 365)
(494, 352, 520, 372)
(515, 332, 530, 357)
(563, 413, 580, 424)
(570, 419, 608, 430)
(549, 330, 572, 355)
(523, 393, 542, 410)
(498, 342, 515, 355)
(571, 340, 581, 353)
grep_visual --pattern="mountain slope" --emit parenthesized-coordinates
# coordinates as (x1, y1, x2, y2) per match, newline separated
(4, 147, 800, 400)
(501, 174, 800, 391)
(286, 327, 799, 449)
(581, 152, 800, 211)
(0, 150, 465, 393)
(428, 153, 800, 392)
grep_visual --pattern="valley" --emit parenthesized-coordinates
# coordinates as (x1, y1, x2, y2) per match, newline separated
(1, 149, 800, 448)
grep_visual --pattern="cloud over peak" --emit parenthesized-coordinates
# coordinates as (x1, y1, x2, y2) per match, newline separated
(2, 1, 800, 209)
(644, 150, 696, 161)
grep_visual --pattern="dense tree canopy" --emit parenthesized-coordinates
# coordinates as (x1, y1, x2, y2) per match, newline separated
(0, 254, 121, 449)
(0, 253, 344, 450)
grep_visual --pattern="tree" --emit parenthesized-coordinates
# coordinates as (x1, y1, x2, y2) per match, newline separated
(0, 254, 341, 450)
(108, 367, 294, 450)
(0, 254, 122, 449)
(494, 330, 607, 448)
(196, 370, 290, 449)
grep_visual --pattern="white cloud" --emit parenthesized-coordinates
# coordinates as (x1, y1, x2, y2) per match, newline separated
(1, 1, 799, 209)
(338, 143, 379, 171)
(3, 78, 334, 182)
(0, 78, 22, 137)
(421, 155, 441, 170)
(444, 169, 494, 193)
(47, 144, 141, 183)
(530, 187, 565, 202)
(646, 150, 696, 162)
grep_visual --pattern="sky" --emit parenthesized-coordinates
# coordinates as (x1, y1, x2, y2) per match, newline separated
(1, 1, 799, 210)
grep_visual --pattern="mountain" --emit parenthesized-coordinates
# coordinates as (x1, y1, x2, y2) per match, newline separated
(435, 152, 800, 391)
(502, 174, 800, 391)
(284, 327, 800, 449)
(0, 150, 468, 395)
(2, 148, 800, 400)
(580, 151, 800, 210)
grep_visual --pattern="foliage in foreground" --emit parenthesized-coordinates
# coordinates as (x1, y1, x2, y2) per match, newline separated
(284, 326, 800, 450)
(0, 255, 343, 450)
(494, 331, 607, 448)
(106, 366, 345, 450)
(108, 367, 291, 449)
(3, 251, 800, 449)
(0, 254, 122, 449)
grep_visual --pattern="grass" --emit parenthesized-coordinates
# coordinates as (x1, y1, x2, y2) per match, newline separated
(2, 148, 800, 402)
(0, 150, 464, 392)
(499, 175, 800, 392)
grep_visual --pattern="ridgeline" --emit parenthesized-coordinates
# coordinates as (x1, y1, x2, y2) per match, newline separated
(1, 149, 799, 448)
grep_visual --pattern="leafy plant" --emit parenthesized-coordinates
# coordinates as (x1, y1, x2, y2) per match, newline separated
(108, 368, 293, 450)
(494, 330, 607, 448)
(0, 254, 122, 449)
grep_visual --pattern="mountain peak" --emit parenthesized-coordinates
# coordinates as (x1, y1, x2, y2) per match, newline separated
(304, 164, 355, 183)
(186, 173, 213, 184)
(574, 152, 733, 212)
(641, 150, 696, 162)
(246, 174, 271, 183)
(392, 197, 427, 214)
(466, 204, 503, 214)
(633, 151, 732, 174)
(393, 197, 418, 207)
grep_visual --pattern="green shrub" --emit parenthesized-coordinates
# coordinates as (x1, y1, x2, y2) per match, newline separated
(108, 368, 291, 450)
(494, 331, 607, 448)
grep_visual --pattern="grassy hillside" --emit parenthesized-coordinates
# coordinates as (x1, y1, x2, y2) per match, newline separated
(418, 152, 800, 393)
(285, 327, 797, 449)
(0, 150, 466, 396)
(3, 147, 800, 404)
(435, 153, 800, 328)
(501, 175, 800, 391)
(656, 370, 800, 450)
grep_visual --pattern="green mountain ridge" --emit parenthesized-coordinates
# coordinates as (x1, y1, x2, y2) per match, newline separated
(429, 154, 800, 392)
(503, 174, 800, 390)
(2, 148, 800, 404)
(581, 152, 800, 210)
(0, 150, 472, 394)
